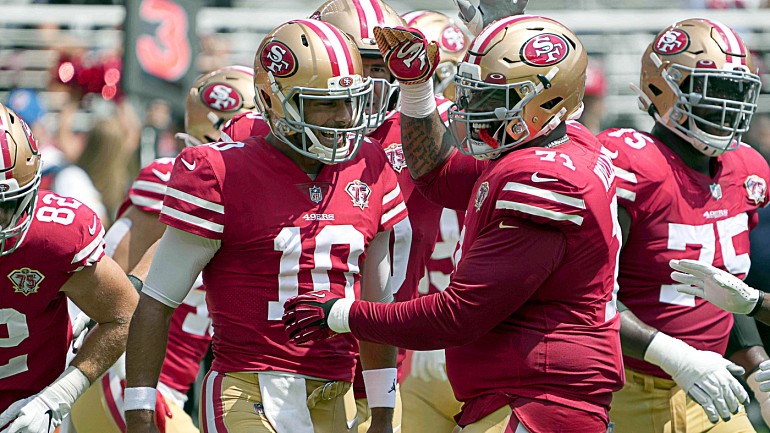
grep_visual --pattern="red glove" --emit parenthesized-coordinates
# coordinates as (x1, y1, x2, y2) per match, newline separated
(153, 390, 172, 433)
(283, 291, 343, 345)
(373, 26, 440, 85)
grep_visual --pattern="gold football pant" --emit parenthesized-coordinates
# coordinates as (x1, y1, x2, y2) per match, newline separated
(610, 367, 755, 433)
(70, 373, 198, 433)
(354, 386, 402, 433)
(401, 374, 462, 433)
(199, 371, 356, 433)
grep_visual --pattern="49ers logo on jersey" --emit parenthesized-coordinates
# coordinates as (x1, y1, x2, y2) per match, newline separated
(200, 83, 243, 112)
(440, 25, 466, 53)
(260, 41, 298, 78)
(474, 181, 489, 211)
(345, 180, 371, 210)
(8, 267, 45, 296)
(384, 143, 407, 173)
(654, 29, 690, 55)
(520, 34, 569, 67)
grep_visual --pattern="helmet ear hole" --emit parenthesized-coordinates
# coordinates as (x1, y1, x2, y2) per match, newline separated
(648, 84, 663, 97)
(261, 90, 272, 109)
(541, 97, 563, 110)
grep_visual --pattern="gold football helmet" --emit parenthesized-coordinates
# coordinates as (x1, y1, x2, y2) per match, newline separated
(0, 103, 42, 256)
(449, 15, 587, 160)
(178, 65, 256, 147)
(254, 19, 375, 164)
(636, 18, 760, 156)
(402, 10, 469, 100)
(312, 0, 406, 129)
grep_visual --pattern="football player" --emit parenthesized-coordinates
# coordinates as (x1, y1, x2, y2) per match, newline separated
(396, 9, 469, 433)
(284, 16, 624, 433)
(596, 18, 769, 433)
(68, 65, 256, 433)
(312, 2, 457, 431)
(0, 103, 139, 433)
(124, 19, 405, 433)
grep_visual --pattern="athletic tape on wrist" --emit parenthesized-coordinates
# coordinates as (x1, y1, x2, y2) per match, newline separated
(124, 387, 157, 411)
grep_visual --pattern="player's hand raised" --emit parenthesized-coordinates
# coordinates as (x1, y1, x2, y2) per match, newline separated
(453, 0, 529, 35)
(283, 291, 345, 345)
(373, 26, 439, 86)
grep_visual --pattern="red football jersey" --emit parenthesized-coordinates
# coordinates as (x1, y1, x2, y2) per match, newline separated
(0, 191, 105, 412)
(115, 157, 213, 394)
(159, 276, 211, 393)
(159, 137, 407, 381)
(221, 111, 271, 142)
(349, 122, 624, 425)
(420, 208, 465, 295)
(116, 157, 175, 218)
(598, 128, 770, 378)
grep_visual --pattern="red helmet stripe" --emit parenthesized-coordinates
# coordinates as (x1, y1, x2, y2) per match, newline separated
(402, 10, 431, 27)
(352, 0, 383, 40)
(298, 19, 354, 76)
(702, 19, 747, 66)
(467, 15, 559, 64)
(0, 115, 11, 180)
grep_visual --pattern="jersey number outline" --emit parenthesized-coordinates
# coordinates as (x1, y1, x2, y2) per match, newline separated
(663, 213, 750, 306)
(268, 225, 365, 320)
(0, 308, 29, 380)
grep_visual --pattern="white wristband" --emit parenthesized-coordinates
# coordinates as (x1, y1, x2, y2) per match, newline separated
(362, 368, 398, 408)
(124, 387, 157, 411)
(328, 298, 354, 333)
(643, 332, 693, 376)
(399, 79, 437, 119)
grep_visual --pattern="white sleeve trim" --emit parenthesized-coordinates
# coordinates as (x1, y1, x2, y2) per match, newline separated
(165, 187, 224, 214)
(132, 180, 167, 195)
(143, 227, 221, 308)
(380, 202, 406, 226)
(129, 195, 164, 211)
(71, 227, 106, 265)
(161, 207, 224, 234)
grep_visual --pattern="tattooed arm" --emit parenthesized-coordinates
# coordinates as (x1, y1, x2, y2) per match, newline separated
(401, 111, 455, 179)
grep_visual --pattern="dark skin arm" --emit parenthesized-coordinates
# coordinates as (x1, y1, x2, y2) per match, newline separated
(616, 205, 664, 359)
(400, 111, 455, 179)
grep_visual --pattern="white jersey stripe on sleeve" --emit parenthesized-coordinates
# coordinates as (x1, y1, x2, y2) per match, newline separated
(162, 207, 224, 233)
(132, 180, 168, 195)
(382, 184, 402, 206)
(437, 99, 453, 114)
(71, 227, 106, 265)
(166, 187, 224, 214)
(614, 167, 638, 184)
(381, 201, 406, 226)
(616, 187, 637, 202)
(496, 199, 584, 226)
(129, 195, 163, 211)
(503, 182, 586, 209)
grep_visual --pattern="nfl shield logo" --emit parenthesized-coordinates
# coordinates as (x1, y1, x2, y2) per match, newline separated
(345, 180, 371, 210)
(309, 185, 323, 203)
(709, 183, 722, 201)
(475, 181, 489, 211)
(745, 175, 767, 205)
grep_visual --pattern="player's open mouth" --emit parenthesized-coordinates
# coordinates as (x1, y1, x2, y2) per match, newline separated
(471, 121, 503, 148)
(319, 130, 346, 147)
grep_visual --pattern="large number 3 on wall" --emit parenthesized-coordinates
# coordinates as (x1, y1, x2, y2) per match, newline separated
(136, 0, 192, 82)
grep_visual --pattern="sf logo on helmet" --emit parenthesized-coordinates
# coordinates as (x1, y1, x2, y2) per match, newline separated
(441, 26, 466, 53)
(202, 83, 243, 112)
(521, 34, 570, 66)
(654, 29, 690, 55)
(260, 41, 298, 77)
